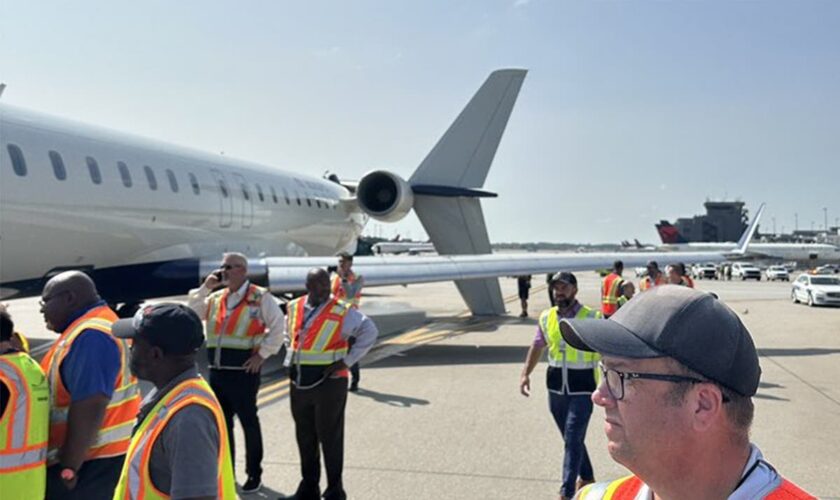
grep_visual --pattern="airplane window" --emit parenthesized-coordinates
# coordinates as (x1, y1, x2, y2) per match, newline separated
(306, 197, 312, 207)
(270, 186, 278, 203)
(219, 179, 229, 198)
(282, 187, 291, 205)
(189, 173, 200, 195)
(7, 144, 27, 176)
(316, 199, 322, 208)
(241, 184, 250, 201)
(295, 191, 301, 206)
(144, 165, 158, 191)
(117, 161, 132, 187)
(166, 169, 179, 192)
(86, 156, 102, 185)
(256, 184, 264, 202)
(48, 151, 67, 180)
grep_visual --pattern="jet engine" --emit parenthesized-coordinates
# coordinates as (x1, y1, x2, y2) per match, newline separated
(356, 170, 414, 222)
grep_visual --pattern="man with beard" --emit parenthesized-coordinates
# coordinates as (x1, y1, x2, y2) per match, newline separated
(519, 272, 602, 500)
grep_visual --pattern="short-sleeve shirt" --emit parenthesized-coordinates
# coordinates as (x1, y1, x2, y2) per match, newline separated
(59, 304, 121, 401)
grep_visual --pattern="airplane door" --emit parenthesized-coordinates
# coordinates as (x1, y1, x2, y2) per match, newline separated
(210, 169, 233, 228)
(232, 173, 254, 229)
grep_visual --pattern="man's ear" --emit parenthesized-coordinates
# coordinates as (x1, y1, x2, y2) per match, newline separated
(692, 384, 724, 432)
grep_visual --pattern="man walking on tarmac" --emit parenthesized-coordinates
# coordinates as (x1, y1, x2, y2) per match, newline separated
(188, 252, 285, 493)
(520, 272, 603, 500)
(281, 268, 378, 500)
(39, 271, 140, 499)
(560, 286, 814, 499)
(600, 261, 625, 318)
(111, 303, 236, 499)
(331, 252, 365, 391)
(639, 261, 665, 291)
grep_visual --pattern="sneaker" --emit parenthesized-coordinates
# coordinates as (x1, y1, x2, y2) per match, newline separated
(242, 476, 262, 493)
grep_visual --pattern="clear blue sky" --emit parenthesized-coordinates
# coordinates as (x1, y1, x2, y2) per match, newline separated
(2, 1, 838, 244)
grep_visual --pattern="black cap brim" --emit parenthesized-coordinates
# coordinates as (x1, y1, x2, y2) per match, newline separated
(559, 317, 663, 358)
(111, 318, 138, 340)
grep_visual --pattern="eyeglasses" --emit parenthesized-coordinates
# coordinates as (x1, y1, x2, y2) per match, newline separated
(39, 290, 70, 308)
(220, 264, 244, 271)
(598, 361, 728, 402)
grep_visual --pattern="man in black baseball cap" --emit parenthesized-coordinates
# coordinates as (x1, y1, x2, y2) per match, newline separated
(561, 285, 813, 499)
(111, 303, 236, 498)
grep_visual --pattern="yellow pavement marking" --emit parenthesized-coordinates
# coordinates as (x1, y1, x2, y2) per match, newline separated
(256, 283, 546, 407)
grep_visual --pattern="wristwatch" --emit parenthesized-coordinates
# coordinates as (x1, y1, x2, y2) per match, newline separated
(60, 467, 76, 482)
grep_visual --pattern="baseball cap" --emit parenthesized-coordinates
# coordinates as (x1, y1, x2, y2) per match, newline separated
(112, 303, 205, 355)
(558, 285, 760, 396)
(550, 272, 577, 286)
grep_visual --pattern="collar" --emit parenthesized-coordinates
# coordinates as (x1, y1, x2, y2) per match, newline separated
(59, 299, 107, 332)
(138, 366, 202, 417)
(227, 280, 251, 299)
(555, 301, 581, 319)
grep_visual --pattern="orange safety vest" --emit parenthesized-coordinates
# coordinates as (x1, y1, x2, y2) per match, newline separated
(331, 272, 361, 309)
(287, 296, 351, 377)
(40, 305, 140, 463)
(600, 273, 623, 317)
(639, 274, 664, 291)
(205, 283, 268, 352)
(112, 377, 236, 499)
(579, 474, 815, 499)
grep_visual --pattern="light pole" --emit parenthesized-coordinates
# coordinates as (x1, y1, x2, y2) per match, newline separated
(772, 217, 776, 235)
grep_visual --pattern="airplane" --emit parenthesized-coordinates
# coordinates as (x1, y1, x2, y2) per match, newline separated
(655, 221, 840, 263)
(0, 69, 760, 316)
(370, 240, 436, 255)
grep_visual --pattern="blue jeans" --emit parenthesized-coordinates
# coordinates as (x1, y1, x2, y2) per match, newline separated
(549, 392, 594, 498)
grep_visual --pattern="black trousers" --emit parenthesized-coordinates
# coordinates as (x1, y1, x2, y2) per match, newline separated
(209, 369, 263, 479)
(46, 455, 124, 500)
(350, 363, 360, 385)
(290, 377, 348, 500)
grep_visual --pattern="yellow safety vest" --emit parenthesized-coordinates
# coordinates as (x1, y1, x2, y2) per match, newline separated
(287, 296, 351, 368)
(540, 305, 602, 370)
(112, 377, 236, 500)
(0, 351, 49, 500)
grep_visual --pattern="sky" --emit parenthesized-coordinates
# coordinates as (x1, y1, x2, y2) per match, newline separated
(1, 0, 838, 244)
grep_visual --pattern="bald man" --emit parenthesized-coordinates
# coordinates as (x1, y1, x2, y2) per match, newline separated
(39, 271, 140, 499)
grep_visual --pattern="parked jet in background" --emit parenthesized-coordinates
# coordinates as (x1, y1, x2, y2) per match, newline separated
(1, 69, 756, 316)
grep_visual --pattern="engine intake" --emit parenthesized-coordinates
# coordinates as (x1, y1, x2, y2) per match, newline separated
(356, 170, 414, 222)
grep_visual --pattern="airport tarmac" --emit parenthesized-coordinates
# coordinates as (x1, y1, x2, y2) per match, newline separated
(4, 271, 839, 498)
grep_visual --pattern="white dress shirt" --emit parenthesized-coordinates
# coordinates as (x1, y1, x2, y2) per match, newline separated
(187, 280, 286, 359)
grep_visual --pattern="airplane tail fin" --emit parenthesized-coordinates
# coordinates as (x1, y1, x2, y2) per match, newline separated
(634, 239, 644, 249)
(409, 69, 527, 315)
(656, 220, 689, 244)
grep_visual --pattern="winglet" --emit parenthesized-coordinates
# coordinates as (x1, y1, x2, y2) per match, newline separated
(732, 203, 765, 255)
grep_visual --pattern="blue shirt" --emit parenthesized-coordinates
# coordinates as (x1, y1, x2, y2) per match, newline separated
(59, 301, 121, 402)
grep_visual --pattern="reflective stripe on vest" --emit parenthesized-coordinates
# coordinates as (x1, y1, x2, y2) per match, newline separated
(540, 305, 602, 369)
(578, 475, 815, 499)
(640, 275, 664, 291)
(331, 273, 360, 309)
(287, 296, 350, 366)
(112, 378, 236, 499)
(0, 352, 48, 498)
(205, 284, 267, 351)
(601, 273, 623, 316)
(40, 305, 140, 463)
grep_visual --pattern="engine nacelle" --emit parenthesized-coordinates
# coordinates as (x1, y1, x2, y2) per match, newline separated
(356, 170, 414, 222)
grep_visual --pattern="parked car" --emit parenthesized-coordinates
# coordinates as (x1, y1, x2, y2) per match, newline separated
(692, 263, 719, 280)
(765, 265, 790, 281)
(731, 262, 761, 281)
(791, 274, 840, 307)
(814, 264, 839, 275)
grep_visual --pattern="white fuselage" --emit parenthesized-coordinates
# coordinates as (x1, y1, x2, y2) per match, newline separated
(660, 241, 840, 261)
(0, 104, 367, 288)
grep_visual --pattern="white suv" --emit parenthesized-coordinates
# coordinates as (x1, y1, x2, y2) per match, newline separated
(765, 265, 790, 282)
(731, 262, 761, 281)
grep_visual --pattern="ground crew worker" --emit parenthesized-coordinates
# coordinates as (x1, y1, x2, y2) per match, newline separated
(600, 261, 625, 318)
(519, 272, 602, 500)
(559, 285, 815, 499)
(639, 261, 664, 291)
(667, 262, 694, 288)
(187, 252, 285, 494)
(517, 275, 532, 318)
(39, 271, 140, 499)
(281, 268, 378, 500)
(112, 303, 236, 499)
(331, 252, 364, 391)
(615, 281, 635, 310)
(677, 262, 694, 288)
(0, 303, 31, 353)
(1, 309, 49, 500)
